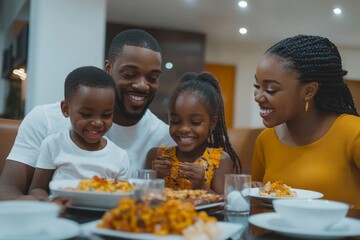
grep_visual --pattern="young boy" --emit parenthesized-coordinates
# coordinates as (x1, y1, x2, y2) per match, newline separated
(28, 66, 130, 200)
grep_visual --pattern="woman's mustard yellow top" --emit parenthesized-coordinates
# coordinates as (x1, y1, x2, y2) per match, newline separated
(160, 146, 223, 190)
(252, 114, 360, 208)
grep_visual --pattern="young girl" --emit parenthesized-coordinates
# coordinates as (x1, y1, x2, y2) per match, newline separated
(29, 66, 130, 200)
(145, 72, 240, 194)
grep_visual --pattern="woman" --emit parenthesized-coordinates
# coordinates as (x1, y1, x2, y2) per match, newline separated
(252, 34, 360, 209)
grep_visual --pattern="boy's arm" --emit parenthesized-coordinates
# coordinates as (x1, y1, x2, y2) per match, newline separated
(28, 168, 55, 201)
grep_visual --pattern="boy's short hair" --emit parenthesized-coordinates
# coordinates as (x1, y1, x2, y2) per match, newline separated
(107, 29, 161, 63)
(64, 66, 116, 101)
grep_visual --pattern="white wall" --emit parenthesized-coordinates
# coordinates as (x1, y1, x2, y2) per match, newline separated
(25, 0, 107, 114)
(0, 28, 9, 114)
(340, 47, 360, 80)
(205, 37, 360, 128)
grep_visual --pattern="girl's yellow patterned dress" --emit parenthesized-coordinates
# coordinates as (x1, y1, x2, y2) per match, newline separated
(160, 146, 223, 190)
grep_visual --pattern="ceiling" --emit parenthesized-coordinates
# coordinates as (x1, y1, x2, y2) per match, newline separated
(106, 0, 360, 49)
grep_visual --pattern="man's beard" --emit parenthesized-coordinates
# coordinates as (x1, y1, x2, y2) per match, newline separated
(115, 95, 153, 121)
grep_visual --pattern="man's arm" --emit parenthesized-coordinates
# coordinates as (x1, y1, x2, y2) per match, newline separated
(0, 160, 36, 200)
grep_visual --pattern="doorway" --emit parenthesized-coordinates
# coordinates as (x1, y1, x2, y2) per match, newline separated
(204, 64, 236, 128)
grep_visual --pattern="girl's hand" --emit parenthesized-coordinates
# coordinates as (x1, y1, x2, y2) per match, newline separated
(178, 162, 205, 189)
(152, 157, 172, 178)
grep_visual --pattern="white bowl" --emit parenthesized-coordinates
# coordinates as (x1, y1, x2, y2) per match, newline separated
(0, 201, 60, 237)
(273, 199, 349, 230)
(50, 179, 134, 209)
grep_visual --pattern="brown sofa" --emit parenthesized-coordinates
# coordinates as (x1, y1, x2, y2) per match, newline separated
(227, 127, 264, 174)
(0, 118, 21, 174)
(0, 118, 263, 176)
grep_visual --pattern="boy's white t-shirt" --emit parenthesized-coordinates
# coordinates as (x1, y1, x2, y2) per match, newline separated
(36, 131, 130, 180)
(8, 102, 175, 177)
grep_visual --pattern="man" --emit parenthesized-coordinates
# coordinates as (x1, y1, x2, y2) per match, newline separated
(0, 29, 174, 200)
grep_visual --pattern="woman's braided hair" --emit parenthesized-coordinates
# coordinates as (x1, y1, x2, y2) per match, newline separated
(169, 72, 241, 173)
(266, 34, 358, 116)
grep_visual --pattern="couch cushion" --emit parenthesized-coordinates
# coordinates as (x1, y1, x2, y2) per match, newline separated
(227, 127, 264, 174)
(0, 118, 21, 175)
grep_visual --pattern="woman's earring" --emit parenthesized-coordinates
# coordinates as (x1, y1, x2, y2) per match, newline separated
(305, 97, 309, 112)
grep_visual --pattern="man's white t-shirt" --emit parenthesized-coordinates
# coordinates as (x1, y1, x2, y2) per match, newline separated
(36, 131, 130, 180)
(8, 102, 175, 177)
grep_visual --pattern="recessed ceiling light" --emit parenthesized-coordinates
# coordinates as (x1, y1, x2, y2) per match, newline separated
(239, 28, 247, 34)
(333, 8, 341, 15)
(238, 1, 248, 8)
(165, 62, 173, 70)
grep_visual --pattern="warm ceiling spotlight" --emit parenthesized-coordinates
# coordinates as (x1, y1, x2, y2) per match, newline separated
(238, 1, 248, 8)
(239, 28, 247, 35)
(12, 68, 27, 80)
(333, 8, 341, 15)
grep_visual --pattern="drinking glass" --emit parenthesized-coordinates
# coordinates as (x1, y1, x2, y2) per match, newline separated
(135, 169, 157, 180)
(146, 179, 165, 200)
(224, 174, 251, 215)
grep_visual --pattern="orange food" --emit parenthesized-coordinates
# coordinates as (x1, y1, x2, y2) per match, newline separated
(67, 176, 134, 193)
(98, 198, 217, 235)
(259, 181, 297, 197)
(164, 188, 224, 206)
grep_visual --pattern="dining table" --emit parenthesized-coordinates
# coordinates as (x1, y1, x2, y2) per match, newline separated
(60, 198, 360, 240)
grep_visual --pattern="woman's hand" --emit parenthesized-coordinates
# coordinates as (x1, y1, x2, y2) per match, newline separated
(178, 162, 206, 189)
(152, 156, 172, 178)
(251, 181, 264, 188)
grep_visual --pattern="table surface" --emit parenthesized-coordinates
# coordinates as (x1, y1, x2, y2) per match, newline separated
(63, 199, 360, 240)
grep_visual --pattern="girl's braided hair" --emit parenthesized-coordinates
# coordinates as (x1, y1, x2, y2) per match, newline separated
(169, 72, 241, 173)
(266, 34, 358, 116)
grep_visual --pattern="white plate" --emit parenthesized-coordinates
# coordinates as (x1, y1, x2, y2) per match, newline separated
(250, 187, 323, 202)
(82, 220, 243, 240)
(0, 218, 79, 240)
(249, 212, 360, 239)
(49, 179, 134, 209)
(67, 204, 109, 212)
(69, 201, 225, 212)
(195, 201, 224, 210)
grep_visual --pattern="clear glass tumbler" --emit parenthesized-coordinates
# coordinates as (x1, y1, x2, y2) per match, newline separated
(224, 174, 251, 215)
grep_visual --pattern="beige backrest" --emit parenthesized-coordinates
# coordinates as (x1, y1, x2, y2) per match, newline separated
(0, 118, 21, 174)
(227, 127, 264, 174)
